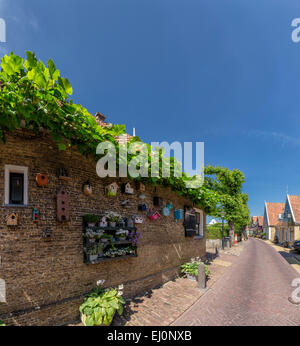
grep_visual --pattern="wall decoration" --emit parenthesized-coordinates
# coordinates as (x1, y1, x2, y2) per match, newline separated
(126, 217, 134, 228)
(162, 207, 170, 217)
(148, 208, 160, 221)
(174, 208, 183, 222)
(36, 173, 48, 187)
(99, 216, 108, 228)
(122, 182, 134, 194)
(57, 167, 70, 181)
(166, 202, 173, 210)
(153, 196, 163, 207)
(32, 206, 40, 222)
(138, 193, 146, 199)
(57, 186, 70, 222)
(105, 182, 119, 197)
(120, 200, 130, 208)
(136, 182, 145, 192)
(6, 213, 18, 226)
(82, 180, 92, 196)
(134, 216, 143, 224)
(42, 228, 52, 239)
(138, 203, 147, 211)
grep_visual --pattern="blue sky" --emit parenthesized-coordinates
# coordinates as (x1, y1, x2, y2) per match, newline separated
(1, 0, 300, 217)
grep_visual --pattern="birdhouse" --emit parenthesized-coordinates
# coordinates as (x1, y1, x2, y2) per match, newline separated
(134, 216, 143, 224)
(57, 186, 70, 222)
(99, 216, 108, 228)
(36, 173, 49, 187)
(83, 181, 93, 196)
(138, 203, 147, 211)
(32, 206, 40, 222)
(120, 200, 130, 208)
(174, 208, 183, 222)
(148, 208, 160, 221)
(162, 207, 170, 217)
(153, 196, 163, 207)
(122, 182, 134, 194)
(6, 213, 18, 226)
(105, 182, 118, 197)
(136, 182, 145, 192)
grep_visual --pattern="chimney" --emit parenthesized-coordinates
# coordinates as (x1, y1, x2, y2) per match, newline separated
(95, 112, 106, 122)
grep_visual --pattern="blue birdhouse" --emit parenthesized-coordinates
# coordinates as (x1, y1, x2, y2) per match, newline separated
(174, 208, 183, 222)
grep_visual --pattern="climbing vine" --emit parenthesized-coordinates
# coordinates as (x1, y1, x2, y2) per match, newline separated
(0, 51, 222, 213)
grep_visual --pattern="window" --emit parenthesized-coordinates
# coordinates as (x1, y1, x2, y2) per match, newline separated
(184, 206, 204, 238)
(4, 165, 28, 205)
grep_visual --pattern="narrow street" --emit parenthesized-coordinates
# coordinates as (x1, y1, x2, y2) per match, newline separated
(173, 238, 300, 326)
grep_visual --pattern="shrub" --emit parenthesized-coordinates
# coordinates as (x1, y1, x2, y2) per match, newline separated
(206, 223, 229, 239)
(181, 261, 210, 278)
(79, 287, 125, 326)
(83, 214, 100, 223)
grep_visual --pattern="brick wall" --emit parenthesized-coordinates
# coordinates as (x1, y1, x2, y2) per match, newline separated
(0, 131, 206, 325)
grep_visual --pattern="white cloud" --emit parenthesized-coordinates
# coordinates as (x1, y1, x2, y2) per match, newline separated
(248, 130, 300, 147)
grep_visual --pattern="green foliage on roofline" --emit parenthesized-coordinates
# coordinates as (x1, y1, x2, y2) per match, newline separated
(0, 51, 242, 213)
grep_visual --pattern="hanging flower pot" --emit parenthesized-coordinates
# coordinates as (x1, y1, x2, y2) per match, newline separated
(166, 202, 173, 210)
(138, 203, 147, 211)
(36, 173, 48, 187)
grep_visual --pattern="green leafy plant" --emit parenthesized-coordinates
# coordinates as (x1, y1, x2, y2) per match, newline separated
(84, 243, 103, 256)
(181, 261, 210, 278)
(83, 214, 100, 224)
(79, 287, 125, 326)
(0, 320, 5, 326)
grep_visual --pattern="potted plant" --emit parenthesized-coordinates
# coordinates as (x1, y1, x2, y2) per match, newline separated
(79, 286, 125, 326)
(106, 213, 120, 228)
(116, 230, 127, 241)
(84, 243, 103, 262)
(83, 214, 100, 228)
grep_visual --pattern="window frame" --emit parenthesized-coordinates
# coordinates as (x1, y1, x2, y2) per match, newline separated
(4, 165, 28, 206)
(184, 206, 205, 239)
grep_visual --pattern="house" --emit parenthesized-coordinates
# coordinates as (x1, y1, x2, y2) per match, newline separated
(208, 218, 218, 226)
(0, 118, 207, 326)
(280, 195, 300, 244)
(249, 216, 263, 236)
(263, 202, 285, 241)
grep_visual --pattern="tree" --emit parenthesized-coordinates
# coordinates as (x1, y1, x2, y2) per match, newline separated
(204, 165, 250, 239)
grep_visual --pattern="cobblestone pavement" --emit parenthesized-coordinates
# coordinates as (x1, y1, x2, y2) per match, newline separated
(112, 242, 245, 326)
(172, 238, 300, 326)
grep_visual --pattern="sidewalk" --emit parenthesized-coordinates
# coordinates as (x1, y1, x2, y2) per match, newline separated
(112, 241, 247, 326)
(261, 239, 300, 273)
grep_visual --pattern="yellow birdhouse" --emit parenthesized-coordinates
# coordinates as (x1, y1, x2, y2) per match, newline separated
(105, 182, 119, 197)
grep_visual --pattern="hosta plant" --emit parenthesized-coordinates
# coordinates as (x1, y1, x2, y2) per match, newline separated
(181, 261, 210, 278)
(79, 287, 125, 326)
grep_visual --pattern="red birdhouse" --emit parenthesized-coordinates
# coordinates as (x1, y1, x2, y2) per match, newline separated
(57, 186, 70, 222)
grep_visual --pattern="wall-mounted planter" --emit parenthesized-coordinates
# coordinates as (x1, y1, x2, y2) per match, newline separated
(36, 173, 48, 187)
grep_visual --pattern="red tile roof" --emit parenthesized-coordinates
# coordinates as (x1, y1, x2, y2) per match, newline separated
(287, 195, 300, 223)
(257, 216, 263, 226)
(265, 202, 285, 226)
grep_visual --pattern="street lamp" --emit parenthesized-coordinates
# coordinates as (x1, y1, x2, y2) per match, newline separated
(220, 211, 225, 250)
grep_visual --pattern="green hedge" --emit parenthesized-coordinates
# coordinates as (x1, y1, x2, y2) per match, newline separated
(206, 223, 229, 239)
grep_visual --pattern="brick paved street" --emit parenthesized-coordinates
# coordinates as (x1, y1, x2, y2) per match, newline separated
(172, 238, 300, 326)
(112, 243, 245, 326)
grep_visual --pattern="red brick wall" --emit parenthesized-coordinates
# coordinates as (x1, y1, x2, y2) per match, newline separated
(0, 131, 206, 325)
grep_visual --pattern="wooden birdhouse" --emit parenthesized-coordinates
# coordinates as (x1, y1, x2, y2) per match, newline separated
(6, 213, 18, 226)
(57, 186, 70, 222)
(122, 182, 134, 195)
(105, 182, 119, 197)
(136, 182, 145, 192)
(153, 196, 163, 207)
